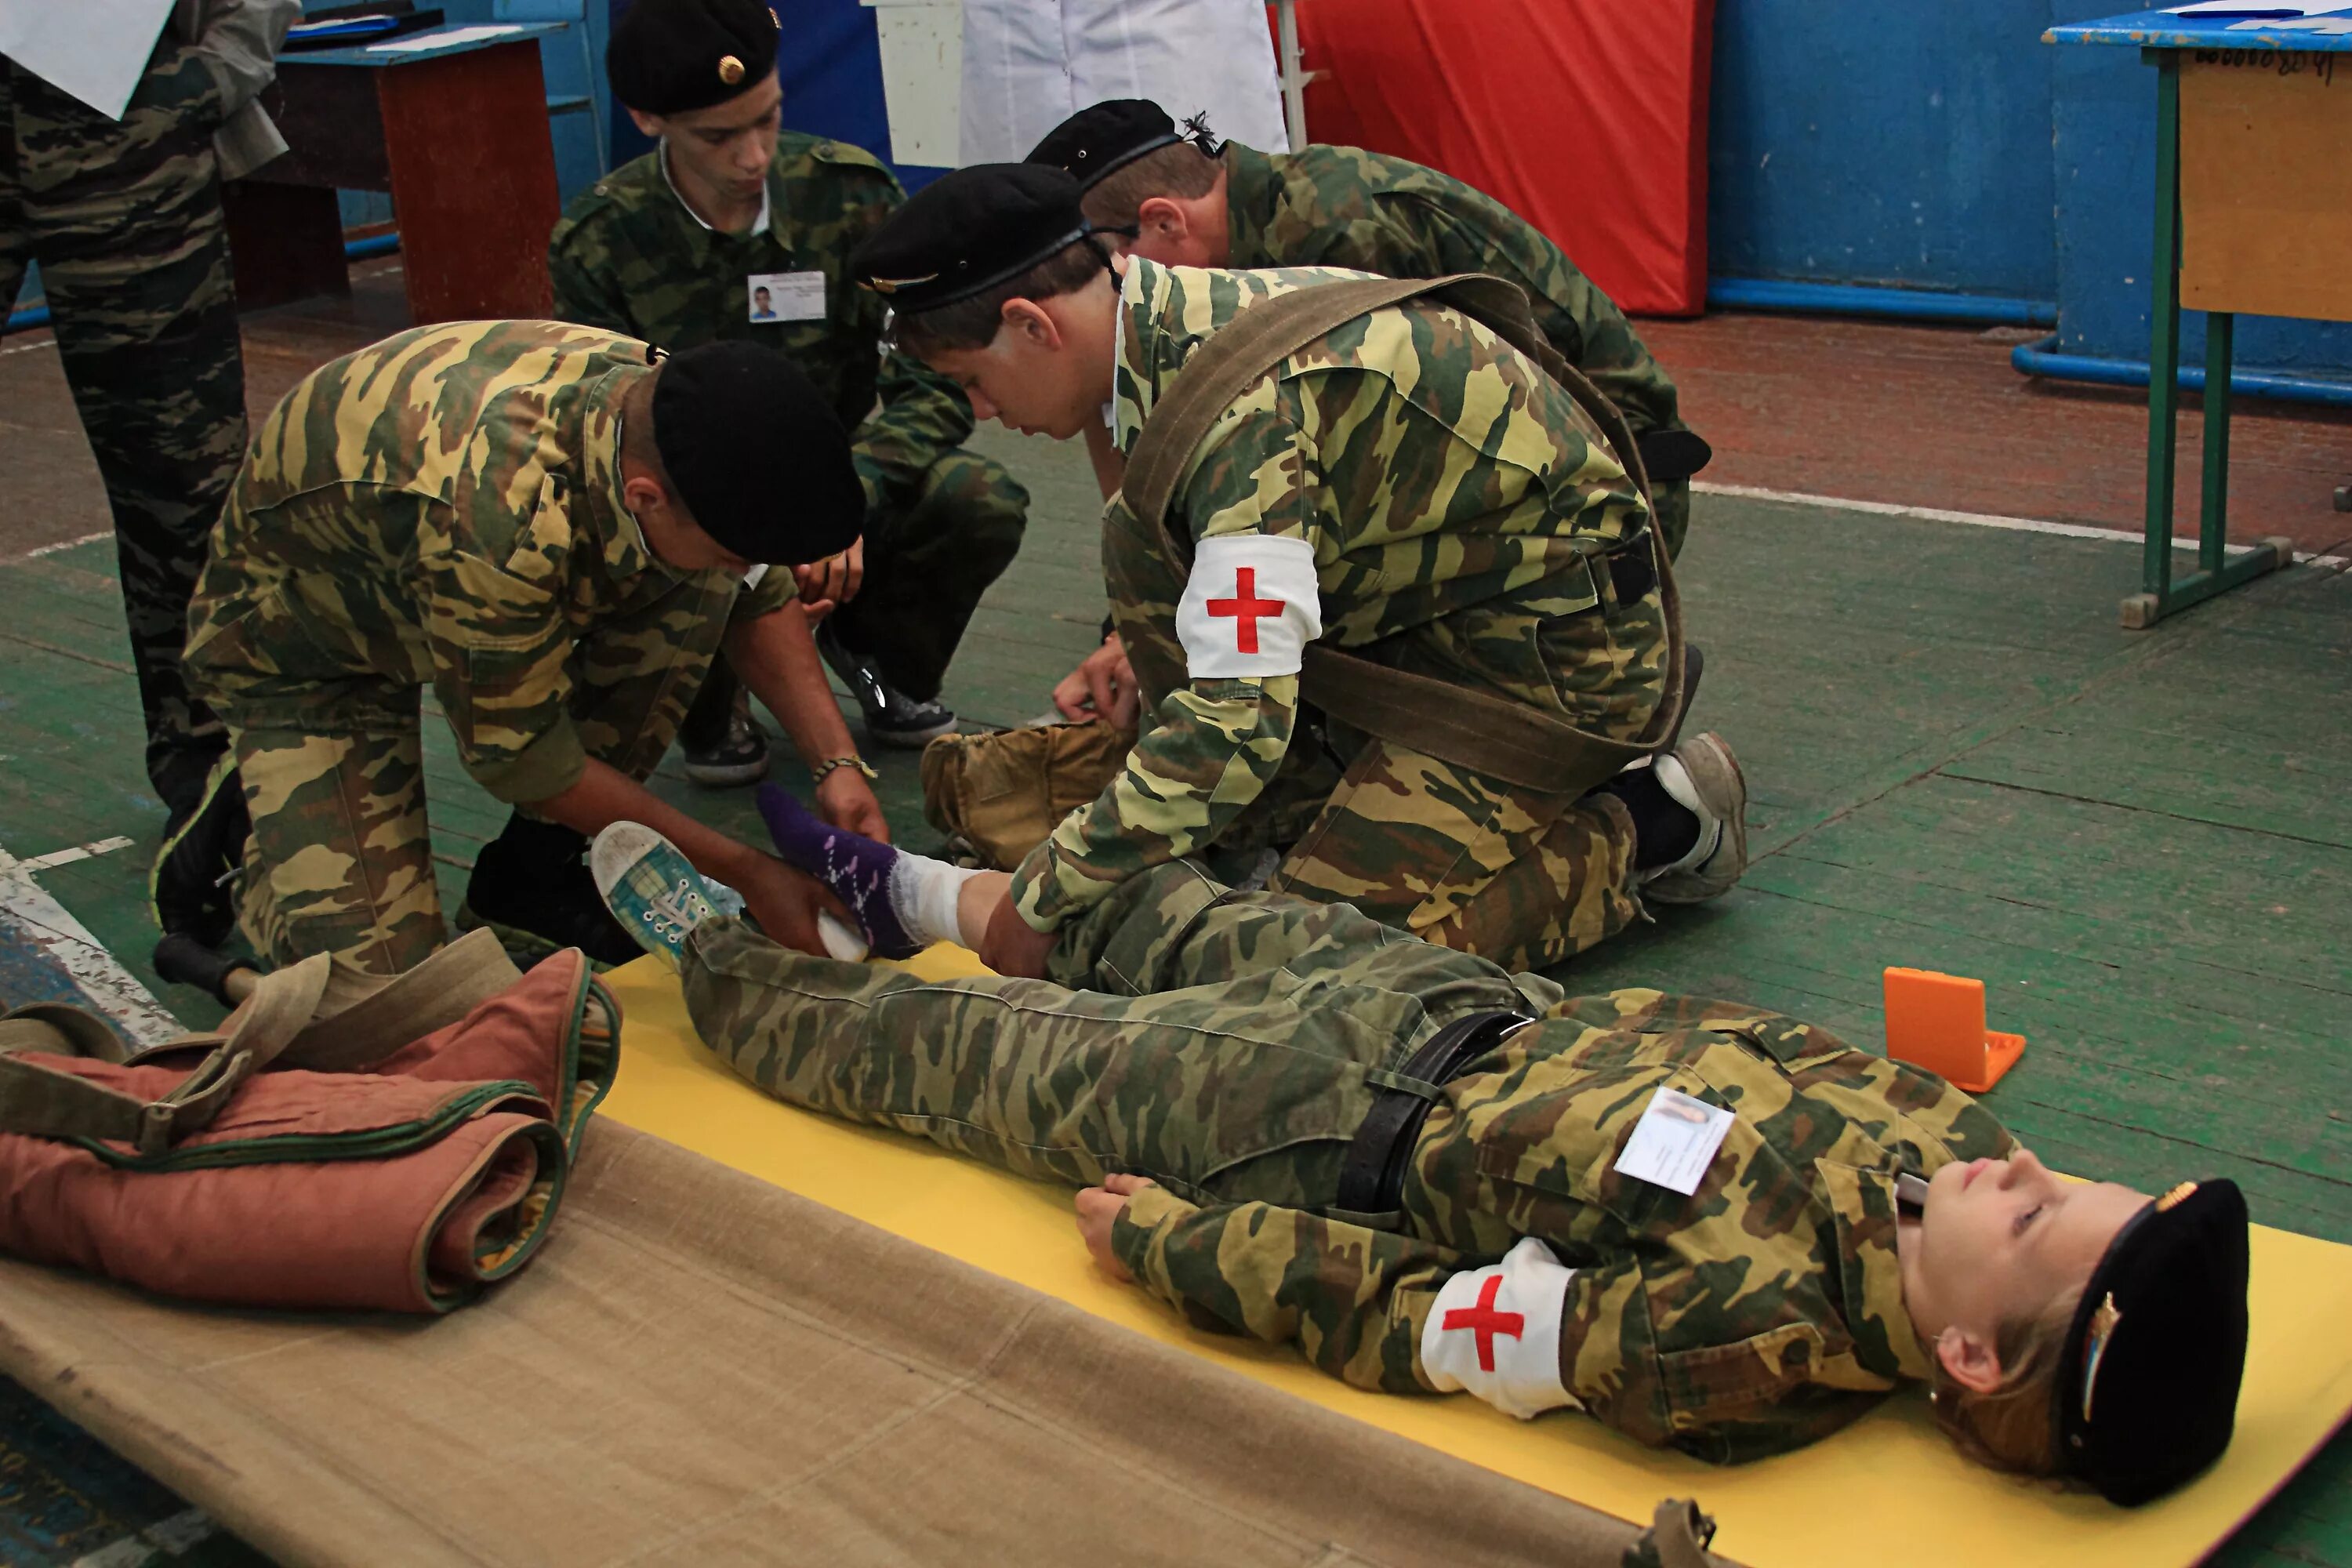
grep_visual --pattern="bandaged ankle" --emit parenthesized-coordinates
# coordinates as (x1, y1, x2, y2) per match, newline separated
(756, 784, 975, 960)
(888, 854, 980, 952)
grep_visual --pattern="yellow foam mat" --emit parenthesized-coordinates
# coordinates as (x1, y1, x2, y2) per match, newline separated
(600, 952, 2352, 1568)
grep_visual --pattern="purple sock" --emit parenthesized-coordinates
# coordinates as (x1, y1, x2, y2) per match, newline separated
(754, 784, 922, 959)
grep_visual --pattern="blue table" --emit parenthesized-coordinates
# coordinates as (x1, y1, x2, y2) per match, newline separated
(2043, 10, 2350, 626)
(233, 23, 568, 321)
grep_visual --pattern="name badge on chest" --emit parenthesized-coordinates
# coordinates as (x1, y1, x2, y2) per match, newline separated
(747, 270, 826, 323)
(1612, 1087, 1737, 1196)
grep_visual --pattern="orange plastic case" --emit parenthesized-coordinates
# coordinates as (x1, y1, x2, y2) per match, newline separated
(1882, 967, 2026, 1093)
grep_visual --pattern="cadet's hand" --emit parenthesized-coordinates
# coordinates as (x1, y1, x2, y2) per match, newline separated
(979, 894, 1057, 979)
(792, 538, 866, 619)
(814, 766, 889, 843)
(1075, 1174, 1156, 1282)
(733, 853, 854, 955)
(1051, 634, 1139, 728)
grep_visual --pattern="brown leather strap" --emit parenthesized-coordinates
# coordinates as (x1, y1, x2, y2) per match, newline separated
(1116, 270, 1685, 796)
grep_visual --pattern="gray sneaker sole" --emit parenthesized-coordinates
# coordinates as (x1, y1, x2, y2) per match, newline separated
(1642, 731, 1748, 906)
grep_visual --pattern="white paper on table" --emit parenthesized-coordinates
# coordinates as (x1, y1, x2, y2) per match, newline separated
(0, 0, 177, 120)
(2167, 2, 2352, 16)
(365, 23, 528, 53)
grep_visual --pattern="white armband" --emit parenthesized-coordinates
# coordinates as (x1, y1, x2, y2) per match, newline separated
(1419, 1236, 1577, 1421)
(1174, 533, 1323, 680)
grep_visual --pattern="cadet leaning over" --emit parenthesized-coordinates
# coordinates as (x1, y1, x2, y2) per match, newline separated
(0, 0, 300, 818)
(851, 165, 1746, 979)
(158, 324, 881, 975)
(594, 816, 2253, 1508)
(549, 0, 1029, 770)
(1026, 100, 1711, 729)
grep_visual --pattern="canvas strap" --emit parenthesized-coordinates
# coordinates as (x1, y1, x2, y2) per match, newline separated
(1118, 271, 1687, 797)
(0, 929, 521, 1155)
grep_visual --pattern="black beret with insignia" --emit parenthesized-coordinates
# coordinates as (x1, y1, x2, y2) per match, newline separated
(650, 342, 862, 564)
(608, 0, 779, 116)
(1025, 98, 1197, 190)
(2056, 1178, 2250, 1506)
(849, 163, 1104, 313)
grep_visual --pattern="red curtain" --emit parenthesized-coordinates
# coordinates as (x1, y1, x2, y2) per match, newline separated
(1276, 0, 1715, 317)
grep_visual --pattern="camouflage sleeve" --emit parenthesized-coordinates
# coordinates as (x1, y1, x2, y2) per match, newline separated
(183, 0, 299, 114)
(1007, 395, 1321, 930)
(1110, 1186, 1461, 1393)
(1379, 195, 1683, 442)
(729, 563, 800, 622)
(423, 546, 588, 805)
(548, 227, 639, 339)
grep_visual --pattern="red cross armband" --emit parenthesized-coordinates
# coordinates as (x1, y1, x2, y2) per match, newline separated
(1419, 1237, 1578, 1420)
(1174, 534, 1323, 680)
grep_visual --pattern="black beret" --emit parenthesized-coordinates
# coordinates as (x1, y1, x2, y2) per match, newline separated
(650, 342, 862, 564)
(608, 0, 779, 116)
(850, 163, 1102, 314)
(1026, 99, 1192, 189)
(2056, 1178, 2250, 1506)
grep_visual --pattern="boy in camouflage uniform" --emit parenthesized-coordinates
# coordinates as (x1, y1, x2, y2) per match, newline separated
(546, 0, 1028, 771)
(169, 323, 883, 975)
(852, 164, 1744, 980)
(0, 0, 300, 815)
(593, 823, 2251, 1504)
(1030, 99, 1705, 555)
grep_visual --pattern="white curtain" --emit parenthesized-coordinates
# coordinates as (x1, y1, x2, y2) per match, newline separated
(958, 0, 1289, 166)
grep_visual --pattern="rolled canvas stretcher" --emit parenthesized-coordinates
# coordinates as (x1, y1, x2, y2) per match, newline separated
(591, 948, 2352, 1568)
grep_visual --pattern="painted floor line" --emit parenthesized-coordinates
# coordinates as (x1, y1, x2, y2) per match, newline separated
(13, 528, 113, 564)
(1693, 481, 2351, 568)
(16, 836, 136, 873)
(0, 839, 181, 1045)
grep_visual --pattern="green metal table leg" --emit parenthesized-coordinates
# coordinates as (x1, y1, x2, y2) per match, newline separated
(2125, 55, 2183, 630)
(2122, 54, 2297, 628)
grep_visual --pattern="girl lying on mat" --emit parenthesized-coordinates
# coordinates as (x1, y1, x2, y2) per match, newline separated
(590, 798, 2250, 1508)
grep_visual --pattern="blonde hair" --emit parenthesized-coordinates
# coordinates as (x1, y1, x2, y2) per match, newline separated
(1077, 140, 1223, 230)
(1930, 1287, 2083, 1477)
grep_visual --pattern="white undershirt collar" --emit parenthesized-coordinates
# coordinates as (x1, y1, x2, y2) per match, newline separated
(659, 138, 771, 238)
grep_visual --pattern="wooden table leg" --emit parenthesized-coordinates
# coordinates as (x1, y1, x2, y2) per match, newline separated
(373, 41, 560, 322)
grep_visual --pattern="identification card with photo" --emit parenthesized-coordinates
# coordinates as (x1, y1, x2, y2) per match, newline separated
(1611, 1087, 1737, 1196)
(747, 271, 826, 323)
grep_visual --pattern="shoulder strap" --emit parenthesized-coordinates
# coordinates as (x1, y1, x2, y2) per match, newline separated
(0, 931, 523, 1155)
(1116, 271, 1683, 797)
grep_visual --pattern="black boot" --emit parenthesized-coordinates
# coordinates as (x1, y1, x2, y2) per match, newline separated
(458, 815, 644, 966)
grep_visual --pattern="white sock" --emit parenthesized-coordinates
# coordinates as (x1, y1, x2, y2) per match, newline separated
(887, 853, 982, 950)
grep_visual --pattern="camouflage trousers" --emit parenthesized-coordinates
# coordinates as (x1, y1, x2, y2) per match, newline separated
(1107, 510, 1658, 974)
(684, 859, 1552, 1210)
(685, 447, 1028, 741)
(206, 575, 734, 975)
(0, 53, 247, 797)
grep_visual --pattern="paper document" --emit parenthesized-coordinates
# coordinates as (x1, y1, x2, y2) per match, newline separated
(0, 0, 176, 119)
(367, 23, 528, 54)
(2167, 2, 2352, 16)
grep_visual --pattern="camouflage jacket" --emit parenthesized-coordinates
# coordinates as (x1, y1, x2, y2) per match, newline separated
(184, 321, 795, 805)
(1114, 990, 2017, 1463)
(1221, 141, 1686, 447)
(1008, 259, 1657, 928)
(547, 133, 974, 519)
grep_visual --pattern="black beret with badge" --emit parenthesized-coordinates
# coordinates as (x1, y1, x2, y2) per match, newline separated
(650, 341, 863, 564)
(1025, 98, 1203, 190)
(849, 163, 1104, 313)
(2056, 1177, 2251, 1506)
(607, 0, 779, 116)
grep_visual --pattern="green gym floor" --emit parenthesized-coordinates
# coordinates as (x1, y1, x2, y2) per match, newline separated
(2, 299, 2349, 1563)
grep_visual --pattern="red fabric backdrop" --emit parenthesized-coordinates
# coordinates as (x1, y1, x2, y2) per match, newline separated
(1276, 0, 1715, 317)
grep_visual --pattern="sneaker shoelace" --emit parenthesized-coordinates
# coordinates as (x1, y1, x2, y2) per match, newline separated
(638, 874, 713, 943)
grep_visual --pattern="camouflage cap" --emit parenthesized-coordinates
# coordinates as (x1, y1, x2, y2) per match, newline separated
(1026, 98, 1189, 190)
(850, 163, 1102, 311)
(650, 343, 862, 564)
(607, 0, 779, 115)
(2056, 1178, 2250, 1506)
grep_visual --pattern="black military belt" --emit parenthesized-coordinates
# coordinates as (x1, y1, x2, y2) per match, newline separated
(1336, 1010, 1533, 1217)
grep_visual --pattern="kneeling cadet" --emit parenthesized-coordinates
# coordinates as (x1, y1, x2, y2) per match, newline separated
(157, 324, 882, 974)
(593, 815, 2252, 1507)
(851, 164, 1745, 978)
